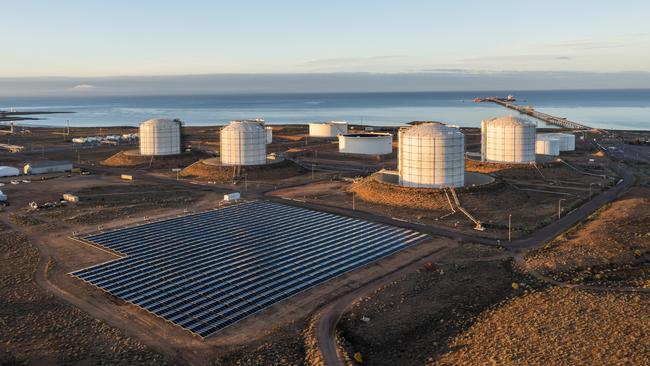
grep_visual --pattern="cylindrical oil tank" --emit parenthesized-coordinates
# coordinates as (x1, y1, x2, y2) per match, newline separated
(309, 121, 348, 137)
(539, 133, 575, 151)
(536, 136, 560, 156)
(338, 133, 393, 155)
(266, 126, 273, 144)
(481, 116, 536, 163)
(139, 118, 181, 156)
(220, 121, 267, 165)
(398, 123, 465, 188)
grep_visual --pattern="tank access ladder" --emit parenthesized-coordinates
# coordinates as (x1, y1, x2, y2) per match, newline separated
(448, 187, 485, 231)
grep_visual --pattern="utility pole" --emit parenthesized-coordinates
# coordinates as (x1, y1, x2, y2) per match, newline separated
(352, 192, 355, 211)
(558, 198, 566, 219)
(508, 213, 512, 241)
(311, 164, 314, 180)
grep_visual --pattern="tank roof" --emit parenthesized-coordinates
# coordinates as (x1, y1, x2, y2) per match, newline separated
(223, 120, 265, 132)
(140, 118, 179, 126)
(402, 122, 463, 138)
(341, 133, 392, 138)
(483, 115, 535, 127)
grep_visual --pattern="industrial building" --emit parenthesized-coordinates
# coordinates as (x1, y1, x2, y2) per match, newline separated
(309, 121, 348, 138)
(538, 133, 576, 152)
(481, 116, 536, 164)
(23, 161, 73, 175)
(0, 166, 20, 177)
(139, 118, 181, 156)
(398, 122, 465, 188)
(536, 135, 561, 156)
(220, 120, 267, 166)
(338, 133, 393, 155)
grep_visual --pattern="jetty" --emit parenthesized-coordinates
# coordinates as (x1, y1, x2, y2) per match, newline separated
(476, 97, 591, 130)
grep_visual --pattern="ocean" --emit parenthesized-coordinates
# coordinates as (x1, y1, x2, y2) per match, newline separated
(1, 89, 649, 130)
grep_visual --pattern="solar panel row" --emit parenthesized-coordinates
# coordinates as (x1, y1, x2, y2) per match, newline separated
(71, 201, 428, 337)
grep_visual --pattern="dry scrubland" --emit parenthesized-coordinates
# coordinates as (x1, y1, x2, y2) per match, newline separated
(34, 184, 207, 225)
(433, 287, 649, 366)
(181, 159, 304, 182)
(524, 186, 650, 287)
(0, 222, 172, 365)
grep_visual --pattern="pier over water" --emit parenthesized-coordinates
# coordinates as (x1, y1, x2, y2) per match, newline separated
(476, 97, 591, 130)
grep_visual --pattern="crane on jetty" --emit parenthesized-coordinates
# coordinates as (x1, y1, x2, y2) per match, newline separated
(475, 96, 591, 130)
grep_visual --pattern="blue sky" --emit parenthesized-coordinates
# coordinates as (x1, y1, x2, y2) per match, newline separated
(2, 0, 649, 77)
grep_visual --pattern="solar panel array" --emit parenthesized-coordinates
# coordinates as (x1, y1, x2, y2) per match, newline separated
(71, 200, 428, 338)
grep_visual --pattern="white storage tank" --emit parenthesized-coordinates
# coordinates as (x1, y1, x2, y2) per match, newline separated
(481, 116, 536, 164)
(536, 136, 560, 156)
(266, 126, 273, 144)
(338, 133, 393, 155)
(398, 123, 465, 188)
(539, 133, 575, 151)
(309, 121, 348, 138)
(139, 118, 181, 156)
(220, 121, 267, 166)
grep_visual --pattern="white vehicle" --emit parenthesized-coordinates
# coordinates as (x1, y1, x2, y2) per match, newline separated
(21, 179, 31, 183)
(10, 180, 20, 185)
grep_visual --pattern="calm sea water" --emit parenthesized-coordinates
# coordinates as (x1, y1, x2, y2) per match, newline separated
(2, 89, 649, 130)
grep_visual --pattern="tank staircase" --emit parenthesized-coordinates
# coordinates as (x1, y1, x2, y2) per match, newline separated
(447, 187, 485, 231)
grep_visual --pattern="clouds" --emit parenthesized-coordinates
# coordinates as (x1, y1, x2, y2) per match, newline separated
(71, 84, 96, 90)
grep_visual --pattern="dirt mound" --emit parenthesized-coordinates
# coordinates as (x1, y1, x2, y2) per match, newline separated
(434, 287, 649, 366)
(101, 150, 211, 168)
(349, 176, 500, 211)
(101, 150, 149, 166)
(350, 177, 451, 210)
(465, 159, 571, 180)
(523, 187, 650, 277)
(592, 150, 606, 157)
(464, 159, 538, 174)
(180, 159, 304, 182)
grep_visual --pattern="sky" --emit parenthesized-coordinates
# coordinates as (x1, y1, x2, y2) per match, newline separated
(2, 0, 650, 95)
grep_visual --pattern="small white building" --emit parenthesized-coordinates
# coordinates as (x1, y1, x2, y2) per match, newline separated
(223, 192, 241, 201)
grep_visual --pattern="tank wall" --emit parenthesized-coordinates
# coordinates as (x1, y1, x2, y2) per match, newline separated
(309, 123, 348, 137)
(483, 124, 536, 163)
(220, 127, 267, 165)
(398, 132, 465, 188)
(536, 138, 560, 155)
(338, 135, 393, 155)
(539, 133, 575, 151)
(266, 127, 273, 144)
(139, 122, 181, 156)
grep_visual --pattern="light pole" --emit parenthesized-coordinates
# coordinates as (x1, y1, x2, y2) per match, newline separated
(558, 198, 566, 219)
(589, 182, 598, 198)
(352, 192, 356, 211)
(508, 213, 512, 241)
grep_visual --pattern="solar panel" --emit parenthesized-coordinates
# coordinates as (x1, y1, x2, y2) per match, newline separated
(71, 200, 428, 338)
